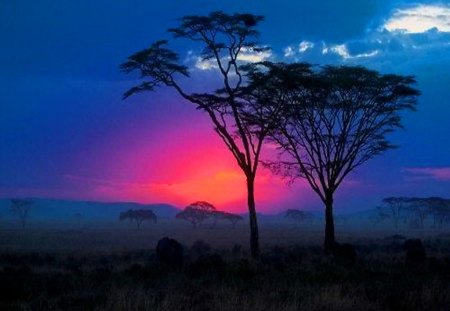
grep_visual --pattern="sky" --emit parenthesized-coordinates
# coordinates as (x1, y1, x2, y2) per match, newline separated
(1, 0, 450, 213)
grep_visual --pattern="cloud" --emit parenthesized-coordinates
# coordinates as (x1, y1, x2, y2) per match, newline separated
(284, 46, 295, 57)
(283, 41, 314, 58)
(322, 43, 379, 60)
(383, 5, 450, 34)
(237, 47, 272, 62)
(403, 167, 450, 181)
(281, 4, 450, 67)
(299, 41, 314, 53)
(195, 57, 218, 70)
(188, 47, 272, 71)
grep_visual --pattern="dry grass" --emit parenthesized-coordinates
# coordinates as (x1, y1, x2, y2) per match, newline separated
(1, 221, 450, 310)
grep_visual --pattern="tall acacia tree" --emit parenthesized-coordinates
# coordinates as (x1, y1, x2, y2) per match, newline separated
(259, 64, 420, 251)
(120, 12, 280, 258)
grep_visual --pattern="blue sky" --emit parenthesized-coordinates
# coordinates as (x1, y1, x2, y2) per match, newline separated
(1, 0, 449, 212)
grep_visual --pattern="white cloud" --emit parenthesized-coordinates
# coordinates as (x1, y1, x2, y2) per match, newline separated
(323, 43, 379, 60)
(190, 47, 272, 71)
(284, 46, 295, 57)
(237, 47, 272, 62)
(330, 44, 350, 58)
(299, 41, 314, 53)
(384, 5, 450, 33)
(195, 57, 218, 70)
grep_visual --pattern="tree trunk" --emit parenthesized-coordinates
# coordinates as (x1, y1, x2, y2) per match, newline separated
(136, 219, 142, 230)
(324, 192, 335, 251)
(247, 174, 260, 259)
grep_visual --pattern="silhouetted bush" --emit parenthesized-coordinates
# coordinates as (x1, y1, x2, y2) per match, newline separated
(384, 234, 406, 241)
(404, 239, 426, 265)
(187, 253, 224, 277)
(156, 237, 184, 270)
(332, 242, 357, 263)
(260, 248, 288, 270)
(191, 240, 211, 256)
(286, 246, 303, 263)
(231, 244, 242, 257)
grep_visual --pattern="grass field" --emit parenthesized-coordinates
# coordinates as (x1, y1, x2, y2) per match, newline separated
(1, 220, 450, 310)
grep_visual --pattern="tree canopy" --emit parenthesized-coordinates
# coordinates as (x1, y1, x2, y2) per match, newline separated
(121, 11, 280, 258)
(250, 63, 420, 249)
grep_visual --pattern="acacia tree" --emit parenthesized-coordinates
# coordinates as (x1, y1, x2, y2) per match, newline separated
(211, 211, 243, 228)
(10, 199, 33, 229)
(427, 198, 450, 228)
(175, 206, 211, 227)
(285, 209, 314, 224)
(121, 12, 281, 258)
(119, 209, 157, 230)
(259, 64, 419, 251)
(187, 201, 217, 212)
(381, 197, 409, 229)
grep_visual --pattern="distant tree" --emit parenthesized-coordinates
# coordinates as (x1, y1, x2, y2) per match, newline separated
(120, 12, 282, 259)
(285, 209, 314, 225)
(74, 213, 83, 227)
(381, 197, 409, 229)
(176, 201, 243, 228)
(187, 201, 217, 213)
(402, 197, 450, 229)
(428, 198, 450, 228)
(175, 206, 211, 227)
(259, 64, 419, 251)
(372, 206, 391, 226)
(404, 198, 432, 229)
(10, 199, 33, 229)
(119, 209, 157, 230)
(211, 211, 243, 228)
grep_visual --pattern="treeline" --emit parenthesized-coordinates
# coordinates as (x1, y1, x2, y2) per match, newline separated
(375, 197, 450, 229)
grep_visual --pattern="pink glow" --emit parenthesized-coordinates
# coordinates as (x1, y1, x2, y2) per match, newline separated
(404, 167, 450, 181)
(61, 114, 316, 213)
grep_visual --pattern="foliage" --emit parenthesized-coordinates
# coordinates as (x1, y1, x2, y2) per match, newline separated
(252, 63, 420, 249)
(121, 11, 281, 258)
(285, 209, 314, 224)
(119, 209, 157, 230)
(211, 211, 243, 227)
(10, 199, 33, 229)
(176, 201, 242, 227)
(374, 197, 450, 229)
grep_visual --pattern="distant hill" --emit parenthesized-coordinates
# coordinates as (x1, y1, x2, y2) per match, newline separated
(0, 198, 180, 221)
(0, 198, 381, 223)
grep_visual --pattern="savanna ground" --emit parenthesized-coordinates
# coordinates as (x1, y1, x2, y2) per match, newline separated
(1, 219, 450, 311)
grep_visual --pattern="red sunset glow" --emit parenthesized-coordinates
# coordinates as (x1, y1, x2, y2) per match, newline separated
(61, 114, 314, 213)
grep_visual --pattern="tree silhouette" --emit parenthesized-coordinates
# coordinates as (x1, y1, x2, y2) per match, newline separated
(373, 206, 391, 226)
(10, 199, 33, 229)
(121, 12, 281, 258)
(175, 206, 211, 227)
(405, 198, 431, 228)
(187, 201, 217, 212)
(428, 198, 450, 228)
(404, 197, 447, 229)
(259, 64, 419, 251)
(285, 209, 314, 225)
(381, 197, 409, 229)
(211, 211, 243, 228)
(119, 209, 157, 230)
(74, 212, 83, 227)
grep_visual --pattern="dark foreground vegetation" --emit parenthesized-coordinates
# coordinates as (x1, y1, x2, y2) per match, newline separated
(2, 235, 450, 311)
